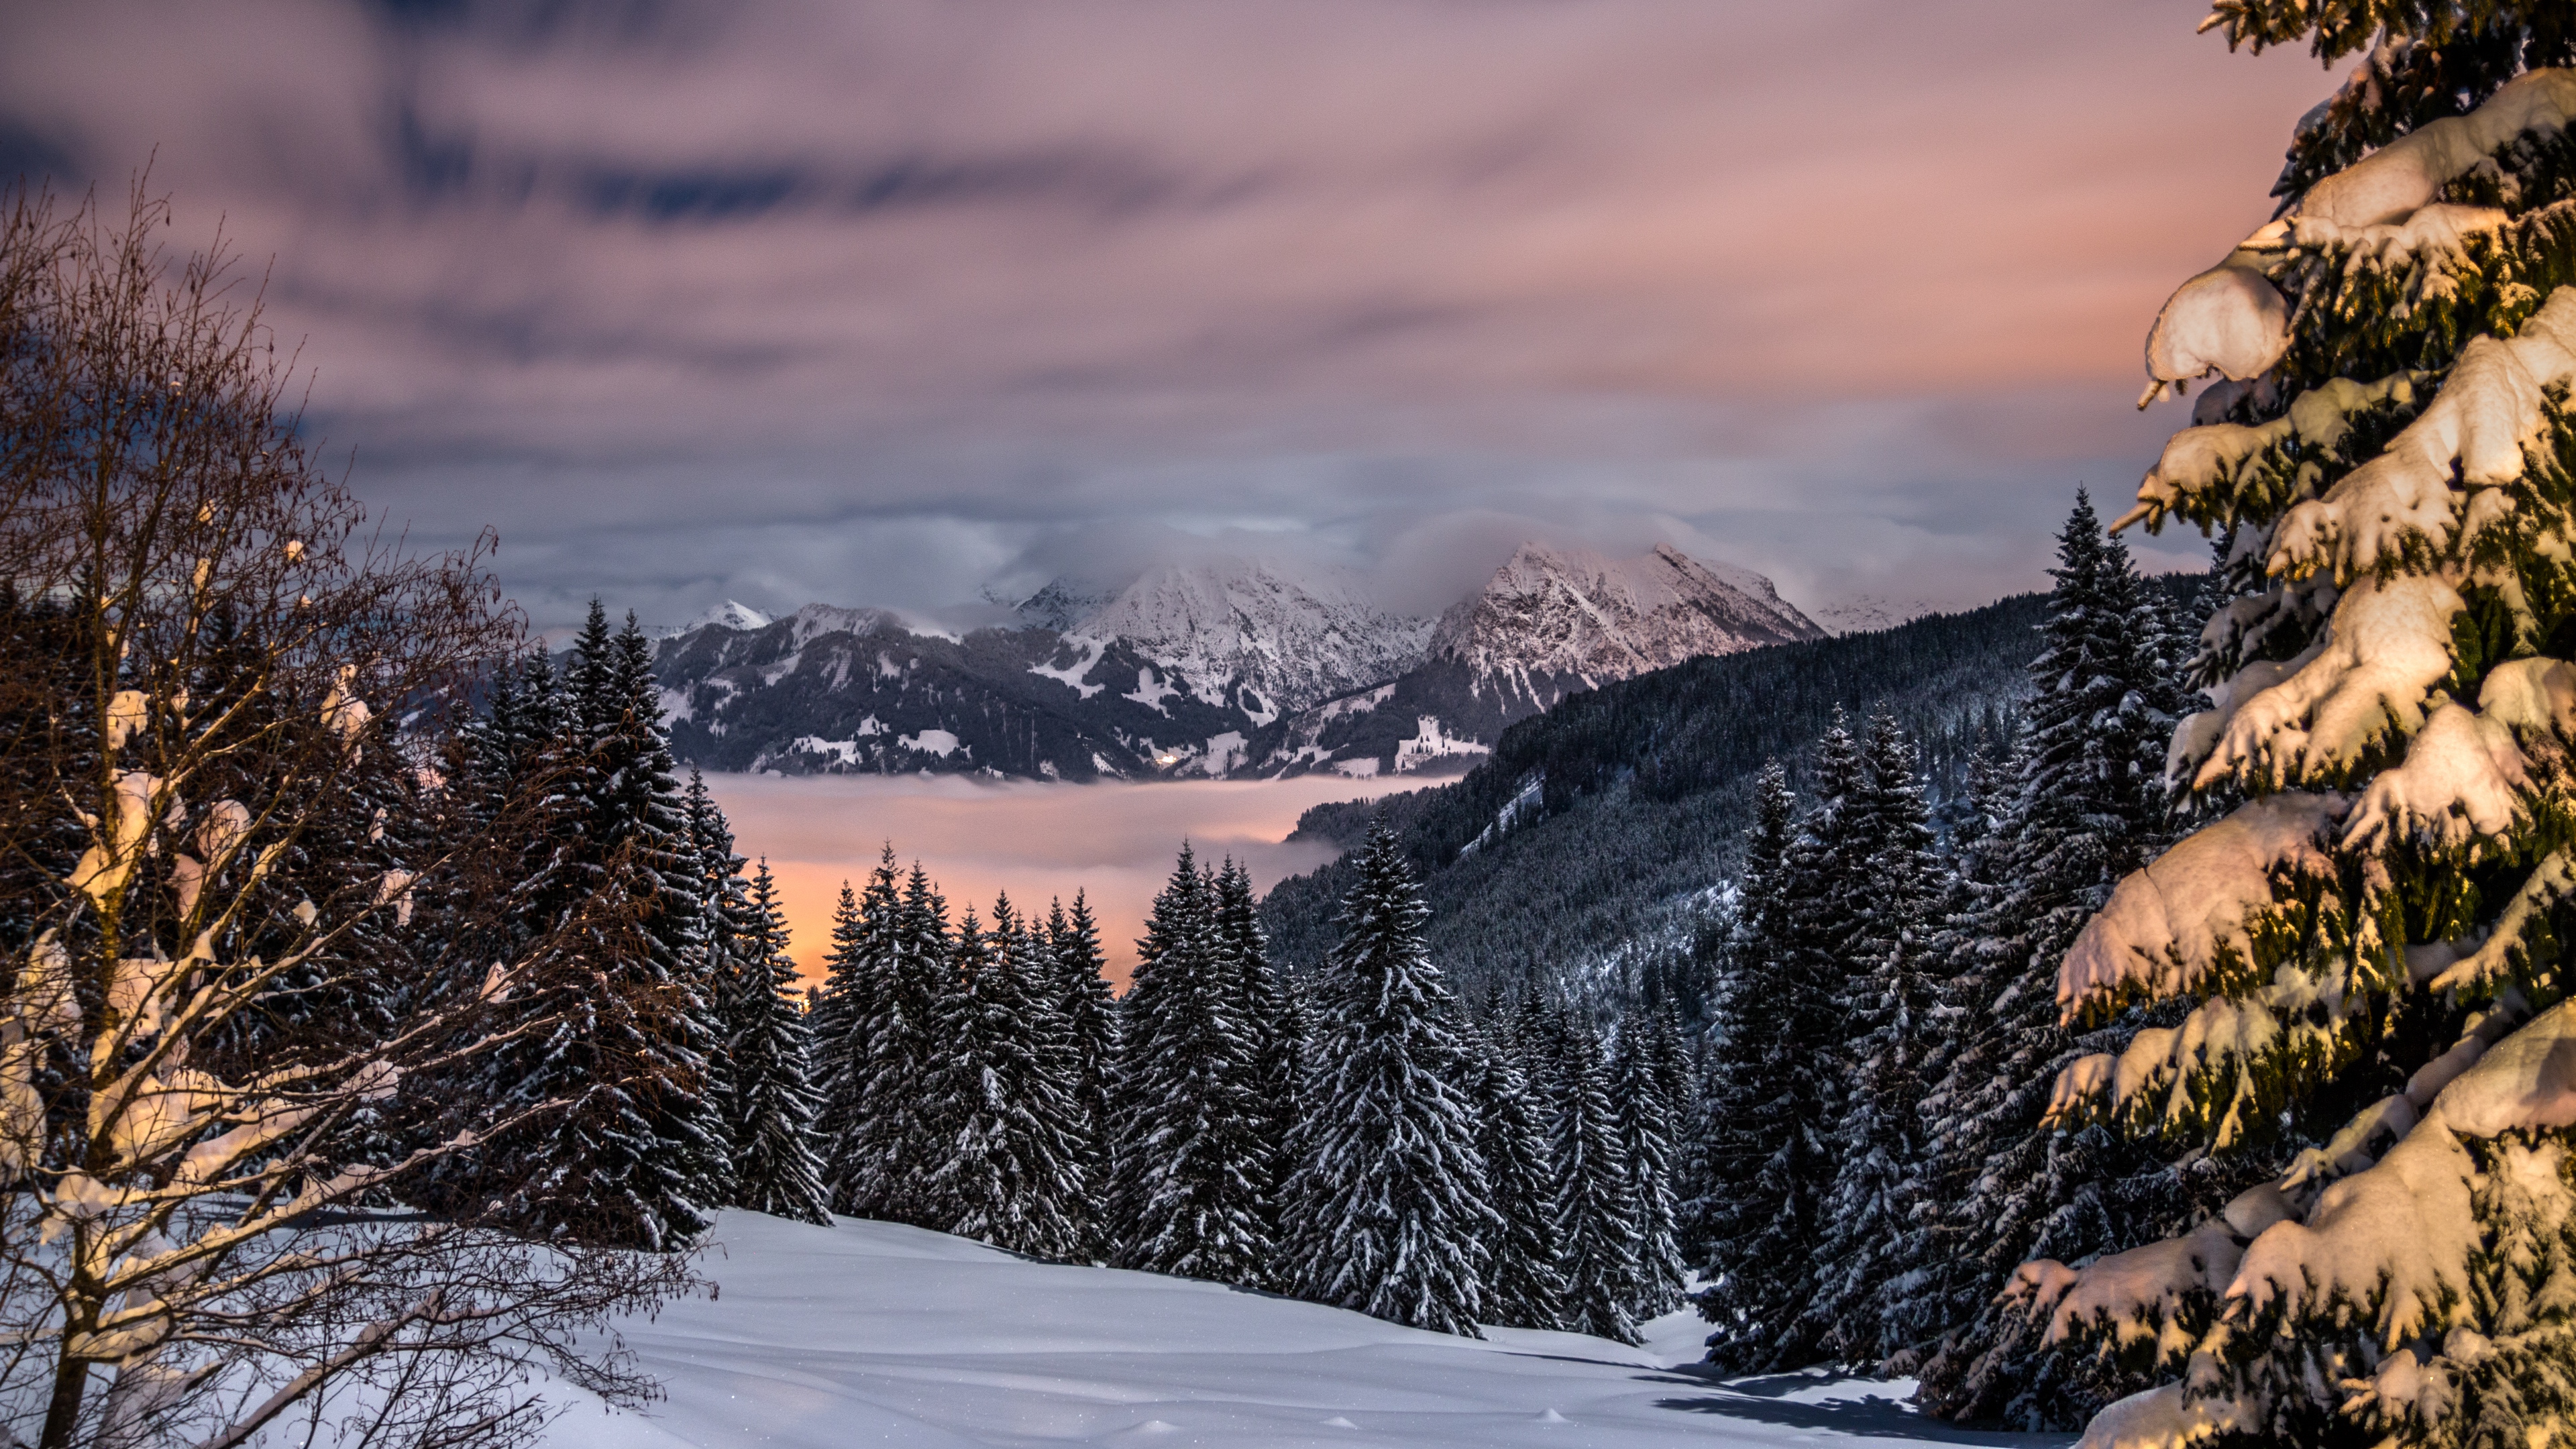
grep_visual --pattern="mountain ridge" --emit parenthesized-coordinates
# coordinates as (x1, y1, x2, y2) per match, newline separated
(651, 543, 1822, 781)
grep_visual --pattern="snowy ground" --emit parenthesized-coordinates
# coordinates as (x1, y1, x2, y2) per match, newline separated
(542, 1212, 2072, 1448)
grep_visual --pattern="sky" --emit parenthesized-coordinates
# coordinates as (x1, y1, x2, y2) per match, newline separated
(0, 0, 2340, 633)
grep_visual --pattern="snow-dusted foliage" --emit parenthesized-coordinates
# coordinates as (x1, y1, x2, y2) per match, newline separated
(1462, 1026, 1571, 1330)
(2027, 12, 2576, 1446)
(924, 897, 1091, 1259)
(1280, 823, 1499, 1336)
(1905, 500, 2209, 1429)
(1106, 846, 1274, 1287)
(722, 862, 833, 1225)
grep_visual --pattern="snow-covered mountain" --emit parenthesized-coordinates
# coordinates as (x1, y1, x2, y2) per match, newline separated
(1067, 557, 1432, 718)
(661, 599, 773, 637)
(653, 542, 1819, 781)
(1431, 542, 1823, 687)
(1236, 545, 1824, 780)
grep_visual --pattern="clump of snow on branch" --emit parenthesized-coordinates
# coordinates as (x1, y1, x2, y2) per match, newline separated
(2056, 793, 2343, 1014)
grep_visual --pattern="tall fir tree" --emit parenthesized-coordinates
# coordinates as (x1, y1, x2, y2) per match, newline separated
(860, 862, 955, 1228)
(1047, 892, 1118, 1257)
(1550, 1020, 1641, 1346)
(1108, 845, 1270, 1286)
(1808, 712, 1946, 1363)
(1216, 857, 1299, 1250)
(930, 894, 1091, 1259)
(1280, 823, 1499, 1336)
(1462, 1026, 1568, 1331)
(1611, 1018, 1687, 1320)
(1906, 497, 2211, 1428)
(433, 602, 716, 1248)
(682, 769, 749, 1209)
(1699, 722, 1868, 1371)
(725, 861, 833, 1224)
(810, 875, 877, 1212)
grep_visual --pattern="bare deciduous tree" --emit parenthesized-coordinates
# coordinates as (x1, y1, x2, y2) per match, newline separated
(0, 184, 695, 1448)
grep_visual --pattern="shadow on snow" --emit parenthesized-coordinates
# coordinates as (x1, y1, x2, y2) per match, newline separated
(1635, 1366, 2078, 1446)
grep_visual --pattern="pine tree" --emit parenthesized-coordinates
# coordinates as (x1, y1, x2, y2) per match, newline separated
(726, 861, 833, 1224)
(434, 603, 716, 1248)
(1807, 712, 1945, 1363)
(1216, 857, 1298, 1250)
(926, 894, 1090, 1258)
(810, 875, 875, 1211)
(1611, 1018, 1686, 1320)
(1462, 1028, 1568, 1331)
(858, 862, 953, 1227)
(1550, 1020, 1640, 1346)
(1699, 724, 1865, 1371)
(2005, 14, 2576, 1446)
(1108, 845, 1270, 1286)
(1678, 767, 1796, 1269)
(1046, 892, 1118, 1257)
(1280, 822, 1497, 1336)
(1906, 498, 2214, 1427)
(682, 769, 749, 1209)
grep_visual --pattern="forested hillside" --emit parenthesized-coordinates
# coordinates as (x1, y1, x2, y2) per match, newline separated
(1260, 582, 2196, 1002)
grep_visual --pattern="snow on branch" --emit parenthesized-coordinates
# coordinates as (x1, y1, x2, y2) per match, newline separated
(2190, 574, 2463, 790)
(2057, 794, 2344, 1019)
(2271, 286, 2576, 584)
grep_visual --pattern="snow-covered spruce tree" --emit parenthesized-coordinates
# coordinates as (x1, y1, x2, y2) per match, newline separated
(1678, 761, 1797, 1268)
(1700, 720, 1872, 1373)
(1108, 844, 1271, 1285)
(1462, 1026, 1570, 1330)
(2017, 13, 2576, 1447)
(1046, 891, 1118, 1255)
(1550, 1019, 1642, 1346)
(1281, 822, 1497, 1336)
(927, 895, 1089, 1258)
(447, 604, 722, 1247)
(682, 767, 748, 1207)
(1216, 856, 1298, 1248)
(1807, 712, 1947, 1362)
(865, 862, 954, 1227)
(1907, 496, 2211, 1428)
(810, 875, 874, 1208)
(0, 186, 686, 1448)
(724, 861, 833, 1224)
(1611, 1018, 1688, 1320)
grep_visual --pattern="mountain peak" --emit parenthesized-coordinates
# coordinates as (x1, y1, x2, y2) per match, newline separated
(1431, 542, 1821, 684)
(1073, 554, 1432, 714)
(671, 599, 772, 635)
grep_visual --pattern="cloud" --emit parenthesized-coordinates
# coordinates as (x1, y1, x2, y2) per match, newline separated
(0, 0, 2334, 627)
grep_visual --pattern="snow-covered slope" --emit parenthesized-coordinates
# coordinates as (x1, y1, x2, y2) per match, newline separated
(1432, 542, 1823, 686)
(1074, 556, 1432, 717)
(543, 1212, 2043, 1449)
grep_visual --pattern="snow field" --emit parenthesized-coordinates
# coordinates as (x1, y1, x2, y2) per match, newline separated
(545, 1212, 2068, 1448)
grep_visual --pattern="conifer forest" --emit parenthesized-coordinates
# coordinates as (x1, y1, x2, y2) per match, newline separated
(28, 2, 2576, 1448)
